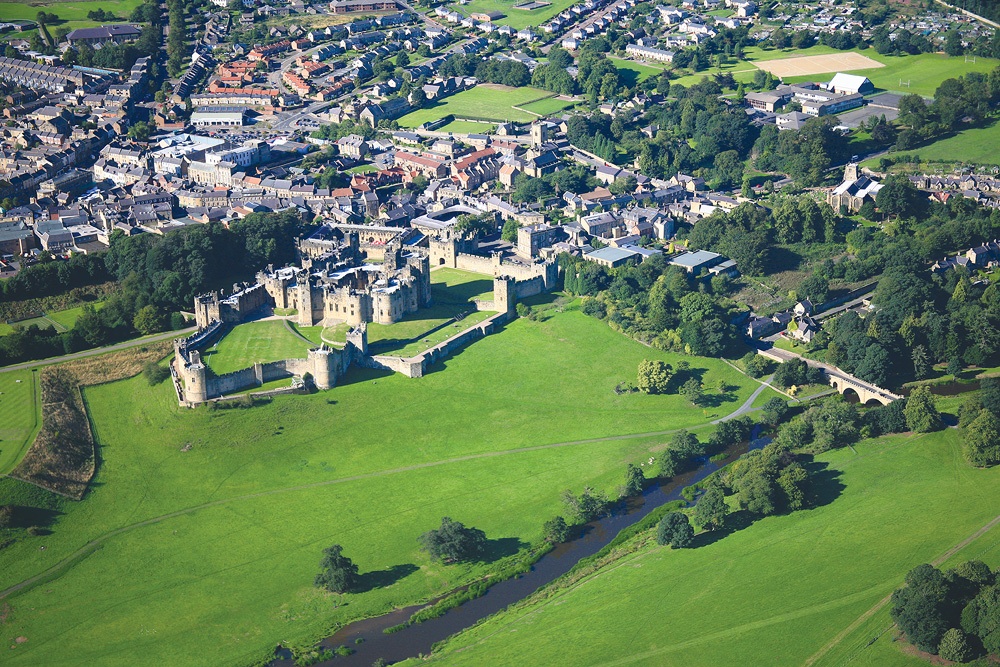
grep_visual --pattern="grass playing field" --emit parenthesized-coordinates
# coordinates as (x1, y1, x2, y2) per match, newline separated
(437, 120, 496, 134)
(417, 429, 1000, 667)
(611, 57, 666, 85)
(0, 301, 762, 667)
(397, 85, 551, 127)
(518, 95, 576, 116)
(447, 0, 576, 30)
(202, 319, 313, 374)
(0, 369, 40, 475)
(0, 0, 143, 24)
(779, 51, 999, 97)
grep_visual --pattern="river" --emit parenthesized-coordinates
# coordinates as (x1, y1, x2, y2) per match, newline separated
(269, 433, 769, 667)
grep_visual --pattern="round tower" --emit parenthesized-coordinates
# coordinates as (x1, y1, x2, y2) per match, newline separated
(308, 346, 337, 390)
(182, 351, 209, 404)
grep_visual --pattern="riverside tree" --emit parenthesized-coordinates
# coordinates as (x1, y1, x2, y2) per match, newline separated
(419, 517, 487, 563)
(314, 544, 359, 593)
(693, 485, 728, 530)
(964, 409, 1000, 467)
(904, 386, 942, 432)
(656, 512, 693, 548)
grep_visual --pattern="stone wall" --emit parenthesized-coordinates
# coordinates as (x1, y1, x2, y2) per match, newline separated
(209, 367, 259, 396)
(455, 252, 497, 275)
(513, 275, 546, 299)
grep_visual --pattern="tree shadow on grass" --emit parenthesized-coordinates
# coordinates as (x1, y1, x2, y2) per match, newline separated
(688, 509, 760, 549)
(354, 563, 419, 593)
(479, 536, 529, 563)
(802, 458, 845, 510)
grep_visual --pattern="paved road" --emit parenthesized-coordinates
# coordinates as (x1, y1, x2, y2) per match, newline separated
(0, 328, 195, 374)
(760, 345, 902, 402)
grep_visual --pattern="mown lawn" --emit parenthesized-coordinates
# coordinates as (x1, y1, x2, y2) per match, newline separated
(0, 0, 143, 23)
(0, 369, 40, 475)
(611, 57, 665, 85)
(202, 320, 312, 374)
(397, 85, 549, 127)
(0, 304, 760, 667)
(419, 429, 1000, 667)
(437, 120, 496, 134)
(519, 95, 575, 116)
(448, 0, 577, 30)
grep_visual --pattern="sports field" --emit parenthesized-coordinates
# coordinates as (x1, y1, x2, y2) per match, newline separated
(611, 57, 665, 85)
(0, 0, 142, 23)
(437, 120, 496, 134)
(754, 51, 884, 78)
(0, 369, 40, 475)
(397, 85, 549, 127)
(777, 51, 1000, 97)
(0, 301, 764, 667)
(202, 319, 312, 374)
(518, 95, 576, 116)
(419, 429, 1000, 667)
(447, 0, 575, 30)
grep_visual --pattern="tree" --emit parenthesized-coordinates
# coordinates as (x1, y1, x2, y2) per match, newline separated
(542, 516, 570, 543)
(637, 359, 673, 394)
(964, 409, 1000, 467)
(905, 386, 942, 433)
(396, 50, 410, 67)
(761, 397, 790, 427)
(501, 219, 520, 242)
(133, 304, 164, 335)
(624, 463, 645, 496)
(693, 485, 727, 530)
(680, 377, 704, 406)
(142, 361, 170, 385)
(419, 517, 487, 563)
(656, 512, 694, 548)
(890, 564, 950, 653)
(314, 544, 359, 593)
(609, 174, 637, 195)
(938, 628, 974, 662)
(127, 121, 152, 142)
(945, 29, 964, 57)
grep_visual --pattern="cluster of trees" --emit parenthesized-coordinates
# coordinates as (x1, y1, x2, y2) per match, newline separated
(510, 165, 595, 203)
(0, 212, 308, 367)
(562, 253, 741, 356)
(959, 379, 1000, 467)
(66, 0, 161, 71)
(166, 0, 188, 77)
(689, 199, 843, 277)
(895, 67, 1000, 152)
(771, 358, 826, 390)
(86, 8, 121, 21)
(890, 561, 1000, 662)
(752, 116, 847, 186)
(436, 53, 531, 89)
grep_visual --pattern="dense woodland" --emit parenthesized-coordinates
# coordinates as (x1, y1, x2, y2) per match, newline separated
(0, 212, 308, 366)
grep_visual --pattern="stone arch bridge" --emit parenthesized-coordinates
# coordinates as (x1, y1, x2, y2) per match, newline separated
(758, 348, 902, 406)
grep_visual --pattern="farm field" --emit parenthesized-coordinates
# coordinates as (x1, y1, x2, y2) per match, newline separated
(396, 85, 550, 126)
(418, 429, 1000, 667)
(0, 369, 40, 475)
(863, 122, 1000, 167)
(0, 302, 763, 667)
(202, 319, 313, 374)
(0, 0, 142, 23)
(447, 0, 576, 30)
(518, 95, 575, 116)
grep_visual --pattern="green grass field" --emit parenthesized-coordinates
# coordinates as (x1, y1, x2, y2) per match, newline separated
(0, 369, 40, 475)
(518, 95, 576, 116)
(0, 0, 142, 23)
(418, 429, 1000, 667)
(776, 51, 1000, 97)
(611, 57, 665, 85)
(437, 120, 496, 134)
(864, 122, 1000, 167)
(202, 320, 313, 374)
(447, 0, 576, 30)
(0, 301, 762, 667)
(397, 85, 550, 127)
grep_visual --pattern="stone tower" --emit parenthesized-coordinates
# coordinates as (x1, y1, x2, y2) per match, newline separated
(530, 121, 547, 149)
(308, 346, 338, 390)
(494, 277, 516, 317)
(296, 269, 314, 326)
(346, 323, 368, 355)
(181, 350, 209, 403)
(844, 162, 859, 182)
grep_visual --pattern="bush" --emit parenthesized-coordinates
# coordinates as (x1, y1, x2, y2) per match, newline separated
(656, 512, 693, 548)
(142, 361, 170, 386)
(581, 298, 606, 319)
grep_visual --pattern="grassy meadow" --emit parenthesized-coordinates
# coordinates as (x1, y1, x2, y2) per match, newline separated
(0, 369, 40, 475)
(417, 429, 1000, 667)
(397, 85, 550, 126)
(0, 300, 761, 667)
(864, 122, 1000, 168)
(0, 0, 143, 25)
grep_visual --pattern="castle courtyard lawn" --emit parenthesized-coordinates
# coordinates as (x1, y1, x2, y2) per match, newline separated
(0, 369, 40, 475)
(416, 429, 1000, 667)
(202, 319, 313, 374)
(0, 305, 760, 667)
(396, 85, 551, 127)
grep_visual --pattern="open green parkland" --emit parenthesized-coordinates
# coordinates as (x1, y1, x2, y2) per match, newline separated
(865, 122, 1000, 168)
(415, 429, 1000, 667)
(397, 85, 555, 127)
(0, 0, 143, 25)
(0, 296, 766, 667)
